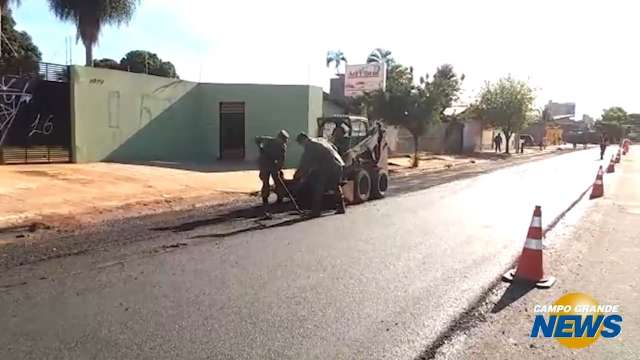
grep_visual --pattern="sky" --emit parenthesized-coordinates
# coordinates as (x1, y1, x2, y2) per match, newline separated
(13, 0, 640, 118)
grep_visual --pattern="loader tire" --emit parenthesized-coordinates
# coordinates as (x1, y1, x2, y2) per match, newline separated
(371, 170, 389, 199)
(353, 169, 371, 204)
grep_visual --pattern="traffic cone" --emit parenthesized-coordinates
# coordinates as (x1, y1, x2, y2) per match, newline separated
(589, 166, 604, 199)
(503, 206, 556, 288)
(607, 156, 615, 173)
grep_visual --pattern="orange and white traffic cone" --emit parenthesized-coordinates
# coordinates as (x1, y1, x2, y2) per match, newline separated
(589, 166, 604, 199)
(503, 206, 556, 288)
(607, 156, 615, 173)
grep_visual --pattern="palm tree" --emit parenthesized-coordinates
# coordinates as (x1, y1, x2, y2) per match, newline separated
(366, 48, 394, 67)
(0, 0, 20, 57)
(48, 0, 139, 66)
(326, 50, 347, 74)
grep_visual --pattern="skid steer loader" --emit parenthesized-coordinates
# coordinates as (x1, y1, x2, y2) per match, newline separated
(281, 115, 389, 209)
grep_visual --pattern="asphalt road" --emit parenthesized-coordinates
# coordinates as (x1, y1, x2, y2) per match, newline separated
(0, 148, 611, 360)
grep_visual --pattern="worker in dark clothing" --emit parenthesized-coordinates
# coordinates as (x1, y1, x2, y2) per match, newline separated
(494, 134, 502, 153)
(599, 136, 608, 160)
(255, 130, 289, 218)
(295, 133, 346, 218)
(331, 124, 350, 156)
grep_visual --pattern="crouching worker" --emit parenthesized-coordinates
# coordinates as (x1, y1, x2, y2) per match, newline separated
(255, 130, 289, 218)
(294, 133, 346, 218)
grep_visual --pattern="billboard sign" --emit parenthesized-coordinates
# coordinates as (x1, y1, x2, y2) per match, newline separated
(344, 63, 386, 98)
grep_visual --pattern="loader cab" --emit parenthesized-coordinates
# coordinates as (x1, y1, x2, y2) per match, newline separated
(317, 115, 369, 156)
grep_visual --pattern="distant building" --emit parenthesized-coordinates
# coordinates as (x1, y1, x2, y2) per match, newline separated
(545, 101, 576, 119)
(329, 75, 346, 102)
(322, 92, 347, 117)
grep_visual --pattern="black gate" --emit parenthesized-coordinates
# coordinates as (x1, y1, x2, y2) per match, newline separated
(0, 64, 71, 164)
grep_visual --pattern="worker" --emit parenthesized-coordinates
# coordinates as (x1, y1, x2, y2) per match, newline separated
(494, 134, 502, 153)
(294, 132, 346, 218)
(255, 130, 289, 218)
(599, 135, 608, 160)
(330, 123, 350, 156)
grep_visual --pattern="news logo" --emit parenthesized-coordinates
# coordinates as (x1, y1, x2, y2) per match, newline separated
(530, 292, 622, 349)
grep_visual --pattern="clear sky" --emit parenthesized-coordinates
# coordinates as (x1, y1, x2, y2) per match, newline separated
(13, 0, 640, 118)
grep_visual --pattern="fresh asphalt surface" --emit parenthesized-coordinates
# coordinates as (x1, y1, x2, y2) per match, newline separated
(0, 148, 610, 359)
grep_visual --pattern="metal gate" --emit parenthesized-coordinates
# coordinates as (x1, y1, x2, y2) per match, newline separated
(219, 102, 246, 159)
(0, 63, 71, 164)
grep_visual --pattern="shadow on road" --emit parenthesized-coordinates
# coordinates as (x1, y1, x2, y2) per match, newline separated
(491, 280, 536, 314)
(150, 202, 299, 233)
(190, 217, 309, 239)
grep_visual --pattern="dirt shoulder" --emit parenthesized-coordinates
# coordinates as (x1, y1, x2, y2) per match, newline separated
(0, 162, 299, 231)
(432, 146, 639, 360)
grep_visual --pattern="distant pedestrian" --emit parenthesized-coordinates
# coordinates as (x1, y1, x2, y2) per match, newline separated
(520, 138, 525, 154)
(599, 136, 608, 160)
(494, 134, 502, 153)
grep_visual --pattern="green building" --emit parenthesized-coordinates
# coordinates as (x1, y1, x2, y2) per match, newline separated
(71, 66, 323, 167)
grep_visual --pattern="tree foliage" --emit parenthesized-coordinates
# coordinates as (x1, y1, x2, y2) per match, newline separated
(359, 58, 463, 166)
(601, 107, 628, 126)
(476, 76, 535, 153)
(326, 50, 347, 74)
(0, 0, 20, 57)
(367, 48, 394, 67)
(93, 57, 120, 70)
(429, 64, 464, 117)
(599, 106, 629, 141)
(0, 12, 41, 75)
(120, 50, 178, 78)
(47, 0, 139, 66)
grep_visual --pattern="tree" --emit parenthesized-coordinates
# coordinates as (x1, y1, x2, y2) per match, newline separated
(326, 50, 347, 74)
(476, 76, 535, 154)
(0, 12, 41, 75)
(362, 63, 463, 167)
(601, 106, 628, 126)
(367, 48, 394, 67)
(429, 64, 464, 117)
(48, 0, 139, 66)
(0, 0, 20, 57)
(120, 50, 178, 78)
(93, 57, 121, 70)
(599, 107, 629, 141)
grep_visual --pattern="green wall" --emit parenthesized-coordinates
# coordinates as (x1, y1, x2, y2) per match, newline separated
(71, 66, 202, 163)
(198, 83, 320, 167)
(70, 66, 322, 167)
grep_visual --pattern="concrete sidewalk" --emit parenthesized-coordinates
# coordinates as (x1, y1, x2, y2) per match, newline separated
(434, 146, 640, 359)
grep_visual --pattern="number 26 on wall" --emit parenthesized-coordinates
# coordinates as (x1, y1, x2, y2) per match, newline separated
(29, 114, 54, 137)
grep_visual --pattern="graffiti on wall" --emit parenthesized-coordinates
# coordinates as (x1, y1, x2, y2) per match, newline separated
(0, 76, 70, 148)
(0, 77, 33, 145)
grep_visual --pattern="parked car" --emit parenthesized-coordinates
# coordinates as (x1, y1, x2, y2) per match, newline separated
(519, 134, 535, 146)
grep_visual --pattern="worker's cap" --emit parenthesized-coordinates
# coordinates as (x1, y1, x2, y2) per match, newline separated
(296, 132, 310, 142)
(278, 129, 290, 140)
